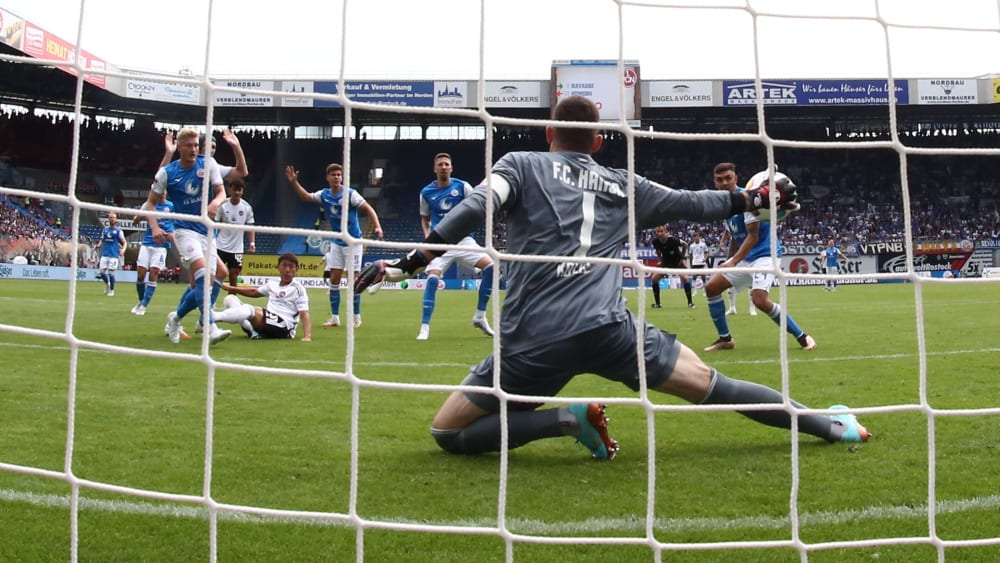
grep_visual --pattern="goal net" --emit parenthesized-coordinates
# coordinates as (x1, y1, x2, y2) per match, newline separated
(1, 1, 999, 561)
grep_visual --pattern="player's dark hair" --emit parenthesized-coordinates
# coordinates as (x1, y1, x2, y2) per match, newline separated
(278, 253, 299, 268)
(552, 95, 600, 153)
(713, 162, 737, 175)
(326, 163, 343, 174)
(229, 178, 245, 190)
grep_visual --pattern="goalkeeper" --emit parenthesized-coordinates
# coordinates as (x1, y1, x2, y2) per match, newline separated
(356, 95, 869, 461)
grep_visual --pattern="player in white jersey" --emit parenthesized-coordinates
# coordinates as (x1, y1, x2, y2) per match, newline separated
(215, 177, 256, 292)
(688, 232, 709, 296)
(355, 96, 868, 461)
(216, 253, 312, 341)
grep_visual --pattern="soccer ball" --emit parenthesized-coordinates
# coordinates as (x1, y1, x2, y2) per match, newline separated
(744, 169, 799, 223)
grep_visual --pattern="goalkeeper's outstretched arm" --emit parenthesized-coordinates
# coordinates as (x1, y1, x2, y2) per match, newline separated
(355, 180, 504, 293)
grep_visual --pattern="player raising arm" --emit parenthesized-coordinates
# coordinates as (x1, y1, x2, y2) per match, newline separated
(147, 128, 232, 345)
(355, 95, 868, 462)
(286, 163, 383, 329)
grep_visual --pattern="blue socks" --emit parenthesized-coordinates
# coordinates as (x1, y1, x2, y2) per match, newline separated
(477, 265, 494, 312)
(766, 303, 806, 339)
(707, 294, 730, 338)
(422, 275, 440, 324)
(141, 281, 157, 307)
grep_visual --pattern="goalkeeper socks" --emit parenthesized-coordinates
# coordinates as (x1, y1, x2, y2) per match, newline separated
(766, 303, 806, 338)
(136, 280, 145, 302)
(141, 281, 157, 307)
(707, 294, 731, 338)
(702, 370, 835, 440)
(329, 288, 340, 315)
(422, 275, 440, 324)
(477, 265, 494, 311)
(430, 408, 568, 455)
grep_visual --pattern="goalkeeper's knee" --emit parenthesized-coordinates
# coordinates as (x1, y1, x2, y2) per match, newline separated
(431, 427, 465, 454)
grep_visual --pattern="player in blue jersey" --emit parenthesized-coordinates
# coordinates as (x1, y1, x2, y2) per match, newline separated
(286, 163, 383, 329)
(160, 129, 249, 334)
(131, 197, 174, 315)
(145, 128, 232, 345)
(703, 162, 815, 352)
(95, 212, 127, 296)
(820, 239, 846, 291)
(355, 96, 868, 461)
(160, 129, 248, 182)
(413, 153, 496, 340)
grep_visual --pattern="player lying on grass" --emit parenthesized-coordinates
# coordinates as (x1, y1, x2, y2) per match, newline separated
(355, 95, 869, 461)
(215, 252, 312, 342)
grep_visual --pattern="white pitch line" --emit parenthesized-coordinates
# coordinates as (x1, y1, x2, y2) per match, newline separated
(1, 488, 997, 535)
(1, 340, 997, 369)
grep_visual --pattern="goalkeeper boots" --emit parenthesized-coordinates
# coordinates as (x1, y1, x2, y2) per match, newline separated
(829, 405, 870, 443)
(568, 403, 618, 460)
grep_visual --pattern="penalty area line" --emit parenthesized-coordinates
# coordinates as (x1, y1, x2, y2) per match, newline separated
(0, 488, 998, 536)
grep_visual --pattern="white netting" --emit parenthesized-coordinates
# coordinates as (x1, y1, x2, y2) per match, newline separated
(1, 1, 1000, 561)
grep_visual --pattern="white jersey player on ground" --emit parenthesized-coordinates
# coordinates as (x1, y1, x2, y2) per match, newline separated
(216, 253, 312, 341)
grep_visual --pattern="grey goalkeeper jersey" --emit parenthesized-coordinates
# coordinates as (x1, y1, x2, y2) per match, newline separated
(434, 150, 736, 354)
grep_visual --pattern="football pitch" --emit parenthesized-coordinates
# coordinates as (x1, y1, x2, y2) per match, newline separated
(0, 278, 998, 562)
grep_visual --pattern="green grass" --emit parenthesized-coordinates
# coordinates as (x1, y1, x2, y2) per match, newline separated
(1, 279, 998, 562)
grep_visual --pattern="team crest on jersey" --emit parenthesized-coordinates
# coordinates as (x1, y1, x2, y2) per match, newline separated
(449, 189, 460, 197)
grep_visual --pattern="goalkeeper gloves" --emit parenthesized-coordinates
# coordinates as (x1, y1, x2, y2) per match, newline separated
(746, 175, 800, 213)
(354, 249, 429, 293)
